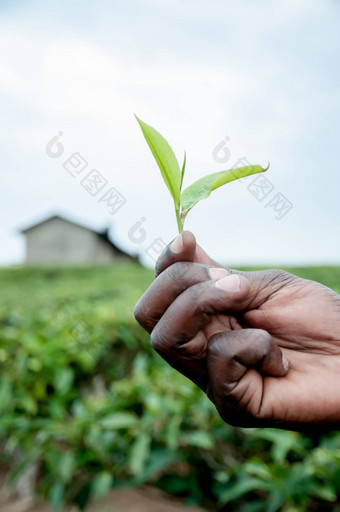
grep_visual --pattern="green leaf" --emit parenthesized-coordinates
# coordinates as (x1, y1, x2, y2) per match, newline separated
(266, 489, 286, 512)
(54, 368, 74, 396)
(219, 477, 271, 504)
(312, 483, 337, 502)
(0, 378, 11, 413)
(49, 482, 64, 512)
(244, 458, 272, 480)
(100, 412, 137, 429)
(130, 447, 184, 486)
(180, 151, 186, 191)
(58, 452, 75, 482)
(181, 430, 214, 450)
(91, 471, 113, 501)
(181, 164, 268, 215)
(129, 432, 151, 475)
(135, 115, 181, 204)
(165, 415, 181, 450)
(252, 428, 303, 463)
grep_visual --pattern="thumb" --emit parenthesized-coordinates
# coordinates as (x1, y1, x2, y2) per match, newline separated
(155, 231, 196, 277)
(211, 270, 290, 314)
(155, 231, 222, 278)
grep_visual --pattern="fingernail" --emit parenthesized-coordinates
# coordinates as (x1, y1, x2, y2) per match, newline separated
(215, 274, 241, 292)
(171, 234, 183, 254)
(209, 267, 229, 280)
(282, 354, 289, 372)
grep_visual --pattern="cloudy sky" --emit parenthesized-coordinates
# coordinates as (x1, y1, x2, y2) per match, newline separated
(1, 0, 339, 266)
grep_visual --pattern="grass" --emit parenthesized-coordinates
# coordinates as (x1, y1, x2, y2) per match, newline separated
(1, 263, 339, 306)
(0, 263, 153, 314)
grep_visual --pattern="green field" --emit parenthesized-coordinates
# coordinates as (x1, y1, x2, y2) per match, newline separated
(1, 263, 340, 512)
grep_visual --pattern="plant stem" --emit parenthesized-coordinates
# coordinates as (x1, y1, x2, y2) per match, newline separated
(175, 207, 183, 233)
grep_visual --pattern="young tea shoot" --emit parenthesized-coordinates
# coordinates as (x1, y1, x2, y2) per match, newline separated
(135, 115, 269, 233)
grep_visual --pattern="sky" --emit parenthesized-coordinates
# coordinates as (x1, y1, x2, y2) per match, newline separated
(0, 0, 339, 267)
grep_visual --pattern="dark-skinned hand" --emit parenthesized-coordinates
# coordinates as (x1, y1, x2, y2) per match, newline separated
(134, 231, 340, 431)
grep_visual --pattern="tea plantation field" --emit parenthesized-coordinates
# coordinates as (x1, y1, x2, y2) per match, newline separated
(1, 263, 340, 512)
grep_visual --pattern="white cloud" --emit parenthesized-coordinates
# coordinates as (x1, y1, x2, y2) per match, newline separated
(0, 0, 339, 266)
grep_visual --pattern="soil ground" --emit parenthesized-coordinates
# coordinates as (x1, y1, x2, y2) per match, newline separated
(0, 470, 205, 512)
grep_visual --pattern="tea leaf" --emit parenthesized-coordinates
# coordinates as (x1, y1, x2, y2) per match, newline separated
(49, 482, 64, 512)
(100, 412, 137, 429)
(136, 116, 269, 233)
(135, 115, 181, 204)
(129, 432, 151, 475)
(181, 164, 268, 215)
(180, 150, 186, 191)
(91, 472, 113, 501)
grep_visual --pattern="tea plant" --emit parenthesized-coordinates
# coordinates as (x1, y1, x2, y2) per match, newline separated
(135, 115, 268, 232)
(1, 265, 340, 510)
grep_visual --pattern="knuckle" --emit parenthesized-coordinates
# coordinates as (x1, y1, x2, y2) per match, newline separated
(134, 299, 154, 332)
(270, 269, 292, 281)
(187, 282, 215, 312)
(154, 247, 171, 277)
(154, 257, 165, 278)
(187, 284, 202, 303)
(264, 269, 296, 286)
(150, 329, 160, 350)
(133, 300, 144, 326)
(150, 328, 166, 353)
(167, 261, 191, 281)
(194, 298, 214, 316)
(154, 261, 162, 278)
(253, 329, 272, 356)
(207, 332, 226, 358)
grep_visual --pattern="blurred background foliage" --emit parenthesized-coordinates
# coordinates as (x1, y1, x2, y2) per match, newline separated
(1, 264, 340, 511)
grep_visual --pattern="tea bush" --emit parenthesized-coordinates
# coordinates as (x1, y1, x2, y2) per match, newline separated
(1, 264, 340, 511)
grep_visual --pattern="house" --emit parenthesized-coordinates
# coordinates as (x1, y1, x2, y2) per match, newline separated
(20, 214, 139, 265)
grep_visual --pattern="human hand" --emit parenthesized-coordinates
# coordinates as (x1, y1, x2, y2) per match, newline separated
(135, 232, 340, 430)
